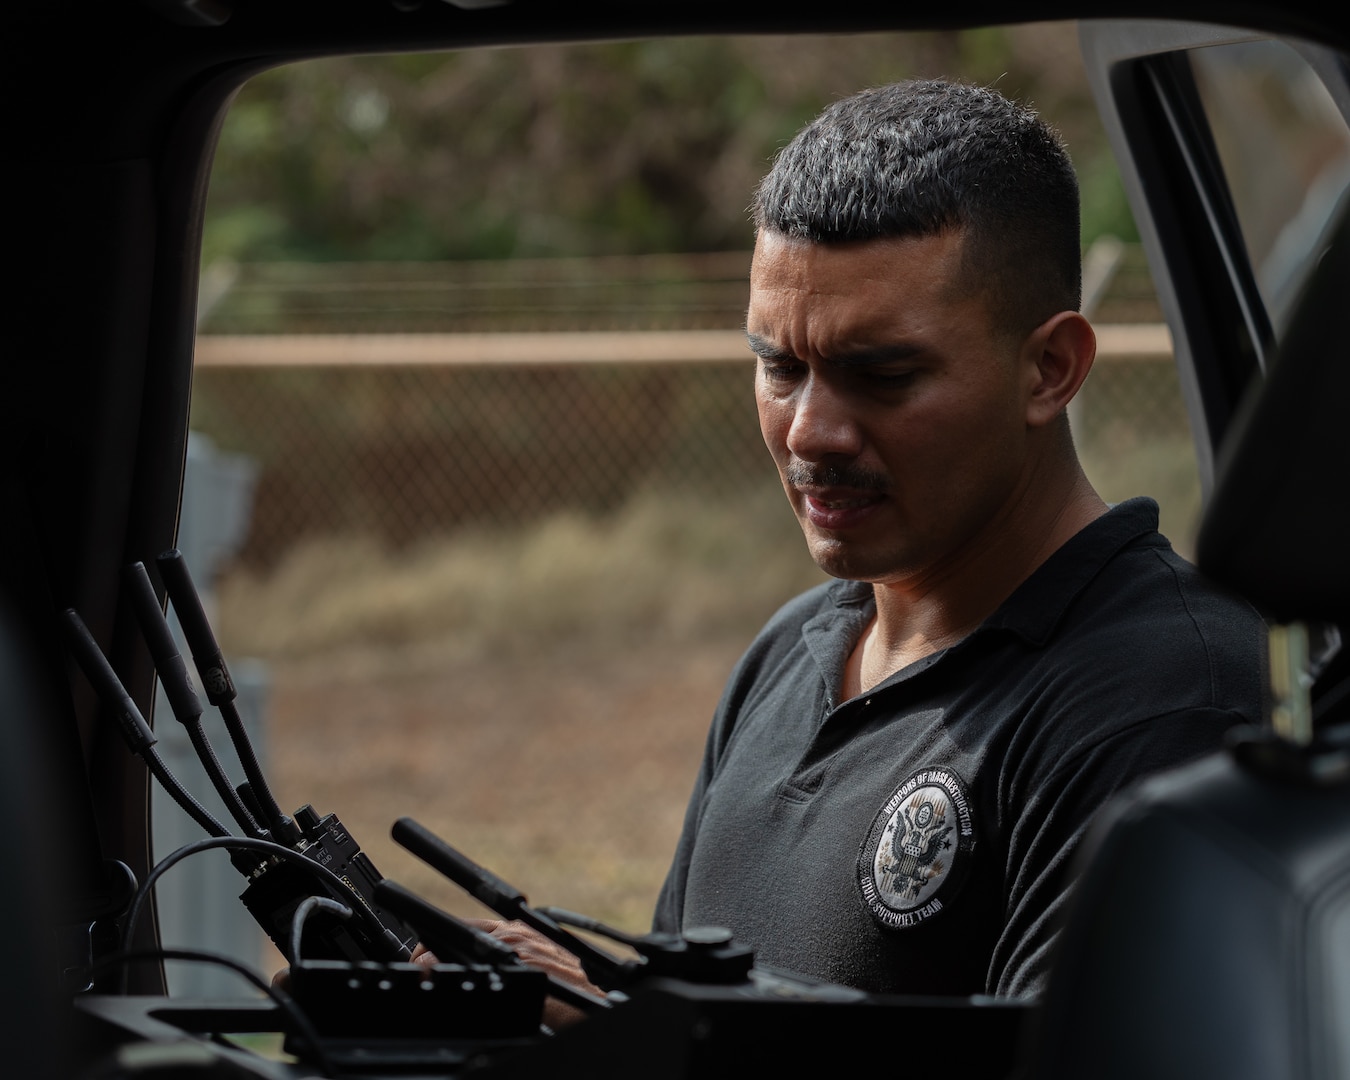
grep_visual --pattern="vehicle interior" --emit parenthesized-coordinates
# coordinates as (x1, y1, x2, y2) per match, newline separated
(4, 2, 1347, 1078)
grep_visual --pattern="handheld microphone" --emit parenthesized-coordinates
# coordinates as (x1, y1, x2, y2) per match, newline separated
(391, 817, 629, 988)
(373, 879, 518, 967)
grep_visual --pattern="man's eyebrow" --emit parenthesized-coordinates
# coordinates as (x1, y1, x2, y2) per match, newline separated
(827, 344, 925, 368)
(745, 332, 924, 367)
(745, 332, 790, 360)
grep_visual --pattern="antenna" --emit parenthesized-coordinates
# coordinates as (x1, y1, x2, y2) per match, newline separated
(122, 561, 267, 838)
(155, 549, 299, 845)
(61, 609, 232, 841)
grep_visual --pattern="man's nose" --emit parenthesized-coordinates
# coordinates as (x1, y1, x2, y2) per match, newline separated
(785, 377, 863, 461)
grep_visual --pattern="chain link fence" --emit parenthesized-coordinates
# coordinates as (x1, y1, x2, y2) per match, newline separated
(189, 245, 1197, 571)
(192, 360, 771, 567)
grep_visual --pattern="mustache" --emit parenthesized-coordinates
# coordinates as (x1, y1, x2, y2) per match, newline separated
(784, 460, 890, 492)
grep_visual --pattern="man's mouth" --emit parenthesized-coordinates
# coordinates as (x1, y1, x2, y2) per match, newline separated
(808, 494, 882, 510)
(799, 489, 886, 530)
(784, 462, 889, 530)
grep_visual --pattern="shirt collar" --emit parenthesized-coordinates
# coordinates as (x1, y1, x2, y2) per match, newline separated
(978, 496, 1164, 646)
(804, 497, 1165, 688)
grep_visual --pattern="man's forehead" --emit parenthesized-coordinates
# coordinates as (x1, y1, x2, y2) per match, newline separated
(749, 229, 969, 290)
(747, 228, 974, 340)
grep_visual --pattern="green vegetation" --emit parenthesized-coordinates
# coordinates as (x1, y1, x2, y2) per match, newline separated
(203, 25, 1136, 266)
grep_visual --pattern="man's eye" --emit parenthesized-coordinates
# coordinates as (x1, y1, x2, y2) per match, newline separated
(760, 360, 804, 380)
(865, 369, 917, 386)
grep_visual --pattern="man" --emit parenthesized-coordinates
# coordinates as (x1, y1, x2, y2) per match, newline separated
(442, 79, 1265, 1005)
(648, 78, 1265, 998)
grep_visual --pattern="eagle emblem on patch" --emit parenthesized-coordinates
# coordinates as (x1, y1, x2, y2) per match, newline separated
(858, 767, 975, 929)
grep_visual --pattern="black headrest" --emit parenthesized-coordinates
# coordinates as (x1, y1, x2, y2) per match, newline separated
(1196, 197, 1350, 623)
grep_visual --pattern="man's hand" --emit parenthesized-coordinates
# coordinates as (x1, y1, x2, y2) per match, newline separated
(411, 919, 603, 1030)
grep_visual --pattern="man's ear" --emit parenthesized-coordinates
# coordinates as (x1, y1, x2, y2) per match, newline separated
(1021, 311, 1096, 429)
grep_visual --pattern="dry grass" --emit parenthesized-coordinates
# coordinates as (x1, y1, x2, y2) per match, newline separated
(218, 485, 823, 662)
(263, 638, 741, 934)
(217, 488, 824, 946)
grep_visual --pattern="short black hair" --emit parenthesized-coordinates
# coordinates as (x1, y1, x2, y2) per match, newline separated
(753, 79, 1082, 335)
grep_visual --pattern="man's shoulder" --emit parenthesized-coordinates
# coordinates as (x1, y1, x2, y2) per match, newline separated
(990, 499, 1266, 729)
(1081, 533, 1264, 648)
(1017, 498, 1262, 641)
(1047, 530, 1266, 722)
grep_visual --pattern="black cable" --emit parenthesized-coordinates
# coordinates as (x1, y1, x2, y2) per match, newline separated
(142, 747, 234, 838)
(291, 896, 353, 966)
(92, 947, 337, 1079)
(236, 782, 268, 829)
(184, 718, 268, 837)
(538, 906, 650, 948)
(219, 698, 288, 827)
(121, 835, 405, 963)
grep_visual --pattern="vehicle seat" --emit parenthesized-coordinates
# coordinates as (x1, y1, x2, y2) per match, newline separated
(1030, 200, 1350, 1080)
(1031, 729, 1349, 1080)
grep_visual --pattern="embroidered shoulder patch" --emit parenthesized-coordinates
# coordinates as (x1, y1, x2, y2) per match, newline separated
(858, 767, 976, 929)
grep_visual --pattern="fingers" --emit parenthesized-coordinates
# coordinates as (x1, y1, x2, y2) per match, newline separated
(458, 919, 604, 1030)
(410, 942, 438, 967)
(476, 920, 583, 978)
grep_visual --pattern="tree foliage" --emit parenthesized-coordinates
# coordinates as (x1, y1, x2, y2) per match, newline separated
(203, 25, 1135, 264)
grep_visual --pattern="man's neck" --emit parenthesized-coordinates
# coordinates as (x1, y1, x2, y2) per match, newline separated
(841, 469, 1107, 700)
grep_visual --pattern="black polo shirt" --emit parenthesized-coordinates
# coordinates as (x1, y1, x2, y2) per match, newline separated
(653, 498, 1266, 997)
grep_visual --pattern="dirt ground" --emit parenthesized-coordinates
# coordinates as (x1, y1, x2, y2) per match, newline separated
(264, 635, 745, 945)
